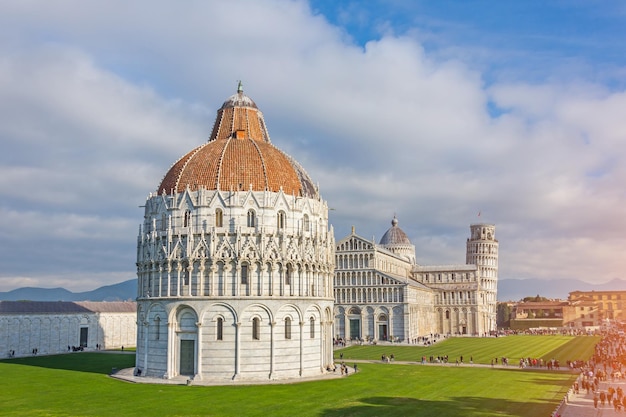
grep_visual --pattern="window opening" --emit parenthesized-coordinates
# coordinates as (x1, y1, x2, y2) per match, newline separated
(252, 317, 260, 340)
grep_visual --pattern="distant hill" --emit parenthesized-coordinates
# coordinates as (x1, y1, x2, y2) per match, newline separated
(0, 279, 136, 302)
(497, 278, 626, 301)
(1, 277, 625, 302)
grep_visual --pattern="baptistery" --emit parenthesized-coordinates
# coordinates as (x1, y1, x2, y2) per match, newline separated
(135, 83, 335, 381)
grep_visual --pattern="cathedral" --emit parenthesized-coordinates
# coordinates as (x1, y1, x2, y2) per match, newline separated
(333, 218, 498, 342)
(135, 84, 498, 382)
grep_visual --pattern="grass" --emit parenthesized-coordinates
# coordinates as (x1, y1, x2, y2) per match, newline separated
(0, 335, 598, 417)
(335, 335, 600, 365)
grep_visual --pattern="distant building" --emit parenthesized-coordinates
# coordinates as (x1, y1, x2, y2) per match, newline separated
(0, 301, 136, 358)
(333, 219, 499, 341)
(508, 290, 626, 330)
(569, 290, 626, 324)
(509, 300, 572, 330)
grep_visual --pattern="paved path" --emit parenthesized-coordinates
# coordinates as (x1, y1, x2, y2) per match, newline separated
(111, 365, 348, 386)
(557, 377, 626, 417)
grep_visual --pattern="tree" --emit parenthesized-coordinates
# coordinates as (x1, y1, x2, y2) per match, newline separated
(522, 295, 549, 302)
(497, 302, 512, 328)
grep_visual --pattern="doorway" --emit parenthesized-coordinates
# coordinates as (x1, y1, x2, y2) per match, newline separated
(179, 340, 195, 375)
(79, 327, 88, 347)
(349, 319, 360, 340)
(378, 324, 388, 341)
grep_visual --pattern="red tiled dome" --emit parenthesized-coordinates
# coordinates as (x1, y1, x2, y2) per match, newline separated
(158, 84, 317, 198)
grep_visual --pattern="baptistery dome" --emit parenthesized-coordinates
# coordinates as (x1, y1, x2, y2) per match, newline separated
(158, 82, 317, 198)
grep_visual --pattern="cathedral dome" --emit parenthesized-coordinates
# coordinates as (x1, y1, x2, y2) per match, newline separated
(379, 216, 411, 245)
(157, 82, 317, 198)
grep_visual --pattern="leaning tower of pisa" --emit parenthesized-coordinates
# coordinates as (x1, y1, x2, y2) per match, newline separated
(466, 224, 499, 333)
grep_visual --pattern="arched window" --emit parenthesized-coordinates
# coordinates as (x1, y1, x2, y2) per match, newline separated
(154, 316, 161, 340)
(247, 209, 256, 227)
(216, 317, 223, 341)
(215, 208, 223, 227)
(277, 210, 286, 230)
(252, 317, 260, 340)
(241, 263, 248, 285)
(284, 317, 291, 339)
(309, 317, 315, 339)
(184, 210, 191, 227)
(285, 265, 292, 285)
(303, 214, 310, 232)
(161, 213, 167, 231)
(445, 310, 450, 319)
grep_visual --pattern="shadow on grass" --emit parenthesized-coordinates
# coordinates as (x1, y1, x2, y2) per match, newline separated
(0, 352, 136, 375)
(322, 395, 554, 417)
(488, 366, 577, 375)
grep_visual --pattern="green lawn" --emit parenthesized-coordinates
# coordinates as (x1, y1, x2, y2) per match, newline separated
(336, 335, 600, 365)
(0, 335, 597, 417)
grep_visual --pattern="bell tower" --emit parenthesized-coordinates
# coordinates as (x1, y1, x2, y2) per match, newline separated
(466, 224, 498, 333)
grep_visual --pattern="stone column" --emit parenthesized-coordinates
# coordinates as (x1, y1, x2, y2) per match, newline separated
(186, 264, 193, 297)
(299, 321, 305, 376)
(194, 322, 202, 380)
(223, 263, 232, 297)
(360, 311, 365, 341)
(260, 263, 267, 296)
(166, 262, 172, 297)
(269, 321, 276, 379)
(233, 322, 241, 379)
(198, 262, 205, 297)
(143, 320, 149, 375)
(235, 264, 241, 297)
(158, 266, 163, 297)
(389, 310, 394, 341)
(209, 264, 216, 296)
(270, 264, 277, 296)
(166, 321, 175, 379)
(176, 263, 182, 296)
(320, 319, 326, 372)
(149, 263, 155, 297)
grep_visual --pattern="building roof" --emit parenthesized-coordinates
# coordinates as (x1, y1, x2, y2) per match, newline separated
(515, 301, 569, 308)
(0, 301, 136, 315)
(379, 216, 411, 246)
(158, 83, 318, 198)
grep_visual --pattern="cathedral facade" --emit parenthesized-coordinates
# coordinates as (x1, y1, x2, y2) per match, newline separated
(333, 219, 498, 343)
(135, 84, 335, 382)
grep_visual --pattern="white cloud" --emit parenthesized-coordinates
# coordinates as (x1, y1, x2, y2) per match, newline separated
(0, 0, 624, 291)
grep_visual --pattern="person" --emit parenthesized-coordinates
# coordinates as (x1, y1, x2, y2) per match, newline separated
(594, 393, 598, 409)
(354, 363, 358, 373)
(121, 346, 124, 351)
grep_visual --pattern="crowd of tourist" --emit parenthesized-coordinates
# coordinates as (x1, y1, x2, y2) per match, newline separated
(569, 328, 626, 412)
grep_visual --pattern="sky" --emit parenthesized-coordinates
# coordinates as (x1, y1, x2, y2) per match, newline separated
(1, 0, 626, 292)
